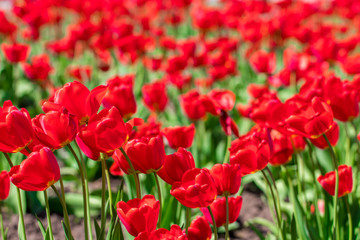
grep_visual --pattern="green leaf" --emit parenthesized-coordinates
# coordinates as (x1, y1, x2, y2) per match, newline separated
(291, 214, 297, 240)
(61, 220, 72, 240)
(35, 214, 46, 239)
(94, 218, 101, 239)
(247, 222, 266, 240)
(45, 228, 51, 240)
(246, 218, 277, 235)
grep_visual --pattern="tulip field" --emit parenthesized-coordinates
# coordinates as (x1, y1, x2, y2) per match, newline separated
(1, 0, 360, 239)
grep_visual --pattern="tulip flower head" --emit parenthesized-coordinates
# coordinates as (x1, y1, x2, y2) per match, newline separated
(170, 168, 217, 208)
(162, 124, 195, 149)
(187, 216, 212, 240)
(0, 100, 34, 153)
(201, 196, 243, 227)
(9, 147, 60, 191)
(117, 194, 160, 237)
(317, 165, 353, 197)
(0, 171, 10, 200)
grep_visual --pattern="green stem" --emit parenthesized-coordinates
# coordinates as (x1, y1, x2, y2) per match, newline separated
(59, 178, 71, 232)
(333, 168, 339, 240)
(67, 145, 90, 240)
(153, 173, 162, 227)
(104, 166, 114, 217)
(25, 146, 31, 154)
(44, 190, 54, 240)
(261, 170, 284, 240)
(225, 195, 230, 240)
(74, 143, 93, 240)
(50, 184, 72, 239)
(3, 153, 13, 168)
(0, 204, 5, 240)
(304, 140, 324, 238)
(3, 153, 26, 240)
(323, 134, 338, 168)
(207, 206, 218, 240)
(223, 134, 232, 164)
(344, 196, 352, 240)
(322, 134, 340, 240)
(185, 207, 191, 235)
(101, 159, 107, 232)
(119, 147, 141, 198)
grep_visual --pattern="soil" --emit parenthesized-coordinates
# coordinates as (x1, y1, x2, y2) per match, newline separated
(3, 183, 272, 240)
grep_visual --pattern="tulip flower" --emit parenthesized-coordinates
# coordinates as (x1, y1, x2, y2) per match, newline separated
(269, 130, 305, 166)
(1, 42, 30, 63)
(209, 163, 242, 196)
(201, 196, 243, 227)
(0, 171, 10, 200)
(229, 130, 270, 175)
(317, 165, 353, 197)
(113, 135, 165, 174)
(9, 147, 60, 191)
(157, 148, 195, 185)
(249, 50, 276, 74)
(68, 66, 92, 82)
(102, 75, 137, 118)
(22, 54, 52, 82)
(76, 107, 128, 160)
(135, 225, 187, 240)
(208, 89, 236, 111)
(180, 90, 219, 120)
(285, 97, 334, 139)
(116, 194, 160, 237)
(42, 81, 107, 125)
(170, 168, 217, 208)
(32, 109, 78, 149)
(162, 124, 195, 149)
(0, 100, 34, 153)
(187, 216, 212, 240)
(310, 122, 339, 149)
(142, 81, 168, 112)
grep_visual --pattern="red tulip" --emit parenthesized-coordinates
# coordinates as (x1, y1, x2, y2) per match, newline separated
(208, 89, 236, 111)
(170, 168, 217, 208)
(201, 196, 243, 227)
(269, 130, 305, 166)
(42, 81, 106, 125)
(0, 171, 10, 200)
(180, 90, 219, 120)
(142, 81, 168, 112)
(229, 130, 270, 175)
(32, 109, 77, 149)
(157, 148, 195, 185)
(76, 107, 128, 160)
(249, 50, 276, 74)
(187, 216, 212, 240)
(310, 122, 339, 149)
(22, 54, 52, 81)
(219, 111, 239, 137)
(210, 163, 242, 196)
(113, 135, 165, 174)
(9, 147, 60, 191)
(102, 75, 137, 118)
(116, 194, 160, 237)
(317, 165, 353, 197)
(1, 43, 30, 63)
(135, 225, 187, 240)
(109, 160, 123, 176)
(162, 124, 195, 149)
(68, 66, 92, 82)
(285, 97, 334, 139)
(0, 100, 34, 153)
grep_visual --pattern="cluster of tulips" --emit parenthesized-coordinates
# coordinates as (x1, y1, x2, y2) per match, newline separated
(0, 0, 360, 239)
